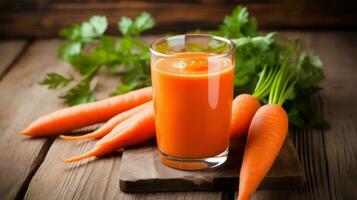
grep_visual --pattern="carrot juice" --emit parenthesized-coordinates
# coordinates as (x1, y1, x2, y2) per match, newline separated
(150, 34, 235, 170)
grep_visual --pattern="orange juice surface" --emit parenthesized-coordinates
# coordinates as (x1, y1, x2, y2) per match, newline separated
(151, 52, 234, 159)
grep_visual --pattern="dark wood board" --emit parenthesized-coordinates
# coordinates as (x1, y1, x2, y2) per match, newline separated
(119, 134, 304, 193)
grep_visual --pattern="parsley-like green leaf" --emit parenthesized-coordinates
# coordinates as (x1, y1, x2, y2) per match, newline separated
(80, 16, 108, 39)
(110, 82, 138, 96)
(297, 52, 324, 89)
(60, 81, 96, 106)
(232, 33, 279, 94)
(119, 12, 154, 36)
(285, 96, 329, 129)
(111, 72, 151, 96)
(52, 13, 154, 105)
(89, 16, 108, 36)
(134, 12, 155, 34)
(69, 53, 101, 75)
(221, 6, 328, 128)
(40, 73, 72, 89)
(59, 24, 81, 41)
(80, 22, 97, 39)
(58, 16, 108, 61)
(49, 7, 328, 130)
(119, 17, 133, 36)
(219, 6, 257, 38)
(57, 42, 81, 61)
(99, 36, 116, 52)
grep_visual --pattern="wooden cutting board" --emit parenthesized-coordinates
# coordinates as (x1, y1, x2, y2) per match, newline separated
(119, 135, 304, 193)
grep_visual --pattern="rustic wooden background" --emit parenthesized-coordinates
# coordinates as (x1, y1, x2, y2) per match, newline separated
(0, 32, 356, 200)
(0, 0, 357, 199)
(1, 0, 357, 38)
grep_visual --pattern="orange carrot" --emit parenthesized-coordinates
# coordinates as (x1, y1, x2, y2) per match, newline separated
(230, 94, 261, 139)
(61, 95, 261, 162)
(60, 98, 275, 163)
(237, 47, 298, 199)
(21, 87, 152, 137)
(59, 101, 153, 140)
(231, 65, 278, 139)
(238, 104, 288, 200)
(62, 107, 155, 162)
(61, 94, 259, 141)
(61, 96, 261, 163)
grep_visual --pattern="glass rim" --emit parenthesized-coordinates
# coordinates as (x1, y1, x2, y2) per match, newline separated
(150, 34, 235, 59)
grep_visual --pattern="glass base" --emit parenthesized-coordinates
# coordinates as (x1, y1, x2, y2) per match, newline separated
(159, 148, 228, 170)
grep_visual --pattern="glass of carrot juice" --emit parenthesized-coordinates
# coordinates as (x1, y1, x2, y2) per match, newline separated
(150, 34, 235, 170)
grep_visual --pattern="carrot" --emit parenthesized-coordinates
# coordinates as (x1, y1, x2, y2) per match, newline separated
(21, 87, 152, 137)
(59, 101, 153, 140)
(237, 43, 299, 200)
(237, 104, 288, 200)
(61, 93, 259, 141)
(231, 65, 277, 139)
(230, 94, 261, 139)
(61, 64, 275, 161)
(62, 107, 155, 162)
(60, 92, 258, 141)
(60, 64, 278, 162)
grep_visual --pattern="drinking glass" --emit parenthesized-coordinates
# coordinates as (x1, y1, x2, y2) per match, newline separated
(150, 34, 235, 170)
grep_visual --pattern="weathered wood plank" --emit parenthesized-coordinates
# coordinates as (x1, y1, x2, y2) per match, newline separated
(26, 138, 221, 200)
(24, 139, 123, 200)
(0, 40, 27, 78)
(0, 40, 72, 200)
(1, 1, 357, 37)
(288, 32, 333, 200)
(313, 32, 357, 200)
(24, 69, 125, 200)
(119, 136, 303, 192)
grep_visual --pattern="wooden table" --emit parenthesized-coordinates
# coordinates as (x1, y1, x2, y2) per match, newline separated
(0, 31, 356, 200)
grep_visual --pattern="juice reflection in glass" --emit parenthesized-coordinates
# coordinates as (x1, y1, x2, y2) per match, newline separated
(150, 34, 235, 170)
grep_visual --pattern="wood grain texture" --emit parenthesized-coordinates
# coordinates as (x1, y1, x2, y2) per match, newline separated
(118, 192, 223, 200)
(0, 40, 70, 200)
(24, 139, 123, 200)
(24, 69, 124, 200)
(0, 40, 27, 78)
(119, 135, 303, 192)
(25, 137, 222, 200)
(287, 32, 333, 200)
(314, 32, 357, 200)
(1, 1, 357, 37)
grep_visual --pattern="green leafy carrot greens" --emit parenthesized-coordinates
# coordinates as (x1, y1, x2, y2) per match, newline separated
(41, 13, 154, 105)
(41, 6, 328, 128)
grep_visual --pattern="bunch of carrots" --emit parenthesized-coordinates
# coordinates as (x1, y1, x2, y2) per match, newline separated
(22, 43, 304, 199)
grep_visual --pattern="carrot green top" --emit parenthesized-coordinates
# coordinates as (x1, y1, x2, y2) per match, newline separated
(251, 64, 277, 100)
(268, 41, 300, 106)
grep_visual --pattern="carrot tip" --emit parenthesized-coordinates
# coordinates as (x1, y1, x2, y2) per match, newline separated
(61, 155, 90, 163)
(20, 129, 30, 135)
(61, 149, 97, 163)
